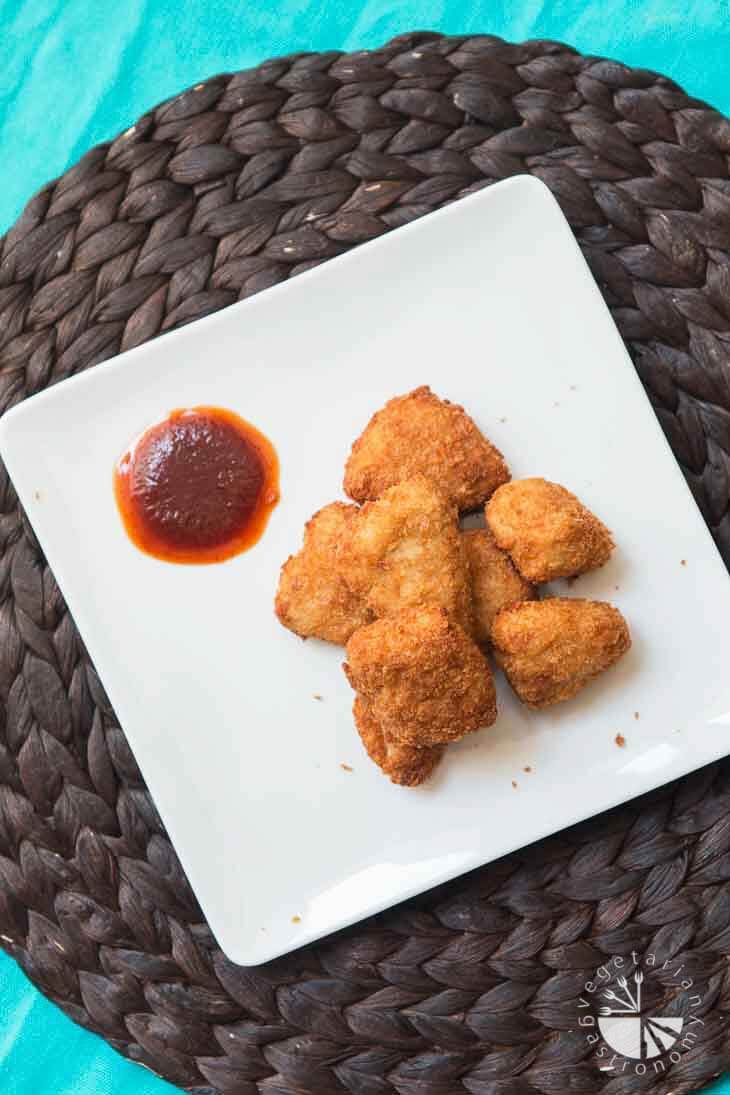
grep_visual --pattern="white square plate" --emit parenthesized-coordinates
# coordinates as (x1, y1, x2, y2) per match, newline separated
(2, 176, 729, 966)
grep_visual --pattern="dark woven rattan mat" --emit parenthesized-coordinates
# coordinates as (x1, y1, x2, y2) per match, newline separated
(1, 30, 730, 1095)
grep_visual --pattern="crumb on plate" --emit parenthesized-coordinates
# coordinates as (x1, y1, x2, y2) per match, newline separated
(615, 733, 626, 747)
(313, 693, 323, 701)
(292, 915, 301, 924)
(634, 711, 639, 720)
(681, 559, 687, 566)
(523, 766, 532, 773)
(511, 780, 518, 788)
(340, 763, 353, 772)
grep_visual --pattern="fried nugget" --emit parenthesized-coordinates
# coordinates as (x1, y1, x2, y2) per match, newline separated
(463, 528, 536, 644)
(275, 503, 372, 644)
(344, 386, 510, 510)
(486, 477, 614, 583)
(343, 475, 473, 635)
(353, 697, 443, 786)
(491, 598, 630, 708)
(344, 605, 497, 746)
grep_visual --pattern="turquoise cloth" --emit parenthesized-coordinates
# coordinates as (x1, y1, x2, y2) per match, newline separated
(1, 0, 729, 233)
(1, 2, 730, 1092)
(0, 954, 179, 1094)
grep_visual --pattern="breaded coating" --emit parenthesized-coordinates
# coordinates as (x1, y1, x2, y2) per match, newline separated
(275, 503, 372, 644)
(343, 475, 474, 635)
(344, 386, 510, 510)
(491, 598, 631, 708)
(344, 604, 497, 746)
(463, 528, 536, 644)
(486, 478, 614, 583)
(353, 697, 443, 786)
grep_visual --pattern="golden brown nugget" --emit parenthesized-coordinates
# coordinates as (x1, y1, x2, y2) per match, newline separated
(344, 605, 497, 746)
(344, 386, 510, 510)
(463, 528, 536, 644)
(491, 598, 631, 708)
(275, 503, 372, 644)
(353, 697, 443, 786)
(343, 475, 474, 635)
(486, 478, 614, 583)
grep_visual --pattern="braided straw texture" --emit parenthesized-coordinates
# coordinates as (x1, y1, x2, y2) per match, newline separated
(1, 30, 730, 1095)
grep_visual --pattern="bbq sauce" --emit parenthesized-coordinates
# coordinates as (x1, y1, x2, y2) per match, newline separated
(114, 406, 279, 564)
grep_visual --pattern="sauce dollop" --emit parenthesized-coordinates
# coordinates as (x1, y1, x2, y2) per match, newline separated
(114, 406, 279, 564)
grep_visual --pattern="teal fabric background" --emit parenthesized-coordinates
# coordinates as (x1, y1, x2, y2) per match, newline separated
(1, 1, 729, 1092)
(0, 958, 177, 1094)
(1, 0, 730, 234)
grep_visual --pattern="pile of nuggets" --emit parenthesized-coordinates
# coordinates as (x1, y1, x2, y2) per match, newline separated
(275, 386, 631, 786)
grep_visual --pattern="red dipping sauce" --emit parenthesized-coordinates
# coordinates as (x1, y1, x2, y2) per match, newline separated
(114, 406, 279, 564)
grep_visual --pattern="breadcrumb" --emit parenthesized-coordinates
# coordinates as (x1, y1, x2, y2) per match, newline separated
(615, 733, 626, 747)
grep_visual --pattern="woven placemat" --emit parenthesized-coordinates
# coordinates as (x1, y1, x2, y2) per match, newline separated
(1, 30, 730, 1095)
